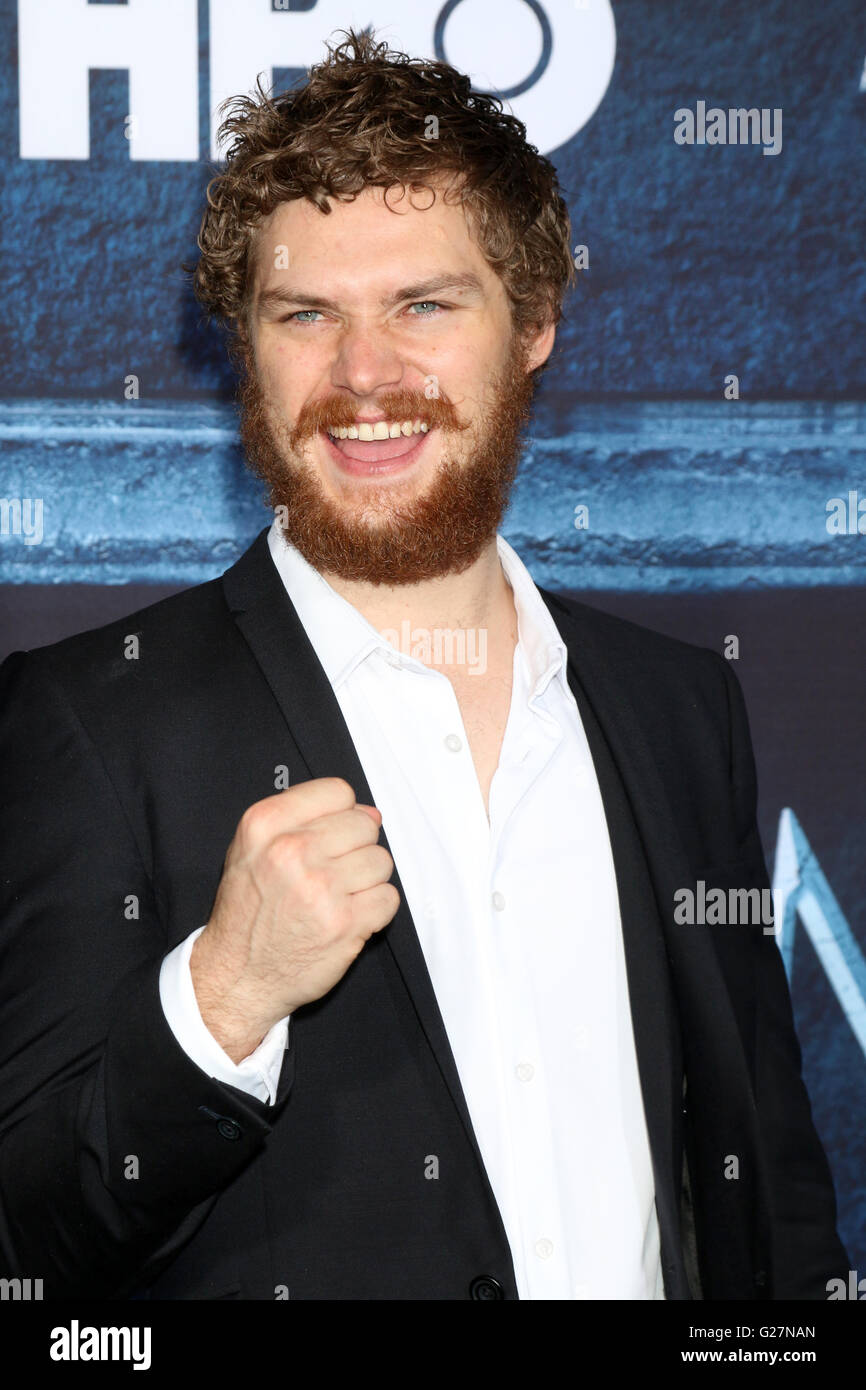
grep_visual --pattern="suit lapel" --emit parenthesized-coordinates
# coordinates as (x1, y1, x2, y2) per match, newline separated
(541, 596, 688, 1294)
(539, 587, 759, 1053)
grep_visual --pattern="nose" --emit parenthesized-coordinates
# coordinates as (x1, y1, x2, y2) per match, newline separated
(329, 323, 405, 400)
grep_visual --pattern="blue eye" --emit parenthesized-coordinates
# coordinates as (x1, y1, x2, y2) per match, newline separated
(408, 301, 442, 315)
(291, 310, 322, 323)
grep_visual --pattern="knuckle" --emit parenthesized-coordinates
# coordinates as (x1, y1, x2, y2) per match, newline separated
(355, 809, 380, 841)
(307, 866, 334, 907)
(372, 845, 394, 878)
(238, 799, 271, 841)
(362, 882, 400, 927)
(294, 865, 341, 927)
(264, 830, 305, 873)
(321, 776, 356, 807)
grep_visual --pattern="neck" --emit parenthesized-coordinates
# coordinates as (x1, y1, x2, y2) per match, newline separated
(322, 537, 515, 653)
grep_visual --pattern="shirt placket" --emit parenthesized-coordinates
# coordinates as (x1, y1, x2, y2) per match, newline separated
(485, 672, 574, 1299)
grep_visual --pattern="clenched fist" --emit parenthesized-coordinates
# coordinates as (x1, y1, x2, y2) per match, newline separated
(189, 777, 400, 1062)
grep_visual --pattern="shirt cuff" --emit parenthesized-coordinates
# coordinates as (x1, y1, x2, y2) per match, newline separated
(158, 925, 290, 1106)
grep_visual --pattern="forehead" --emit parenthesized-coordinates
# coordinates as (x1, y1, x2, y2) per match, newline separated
(250, 183, 496, 296)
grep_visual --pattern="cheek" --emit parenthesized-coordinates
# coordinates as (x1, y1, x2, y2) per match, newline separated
(450, 348, 501, 409)
(259, 351, 310, 414)
(256, 352, 285, 393)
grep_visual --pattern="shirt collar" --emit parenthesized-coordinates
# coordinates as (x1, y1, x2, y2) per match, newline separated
(266, 521, 385, 689)
(495, 533, 570, 702)
(266, 521, 570, 699)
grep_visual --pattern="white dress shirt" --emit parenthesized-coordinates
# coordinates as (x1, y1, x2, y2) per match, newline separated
(160, 521, 665, 1300)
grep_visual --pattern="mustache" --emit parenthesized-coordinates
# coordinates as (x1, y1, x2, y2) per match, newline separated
(286, 388, 470, 450)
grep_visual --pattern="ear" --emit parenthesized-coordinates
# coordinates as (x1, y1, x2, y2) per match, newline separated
(523, 319, 556, 373)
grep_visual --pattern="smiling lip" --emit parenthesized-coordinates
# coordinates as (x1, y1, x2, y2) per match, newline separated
(320, 426, 434, 476)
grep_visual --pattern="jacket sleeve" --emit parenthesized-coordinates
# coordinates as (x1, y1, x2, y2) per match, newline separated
(717, 654, 850, 1298)
(159, 926, 290, 1105)
(0, 649, 293, 1298)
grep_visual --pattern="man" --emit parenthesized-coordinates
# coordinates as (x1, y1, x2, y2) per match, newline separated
(0, 30, 848, 1300)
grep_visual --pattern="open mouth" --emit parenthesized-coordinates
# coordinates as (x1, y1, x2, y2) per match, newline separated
(320, 418, 434, 475)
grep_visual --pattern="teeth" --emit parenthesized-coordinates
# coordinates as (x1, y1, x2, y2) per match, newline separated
(326, 419, 428, 441)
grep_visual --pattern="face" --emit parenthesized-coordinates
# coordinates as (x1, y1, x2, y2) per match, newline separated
(238, 182, 554, 584)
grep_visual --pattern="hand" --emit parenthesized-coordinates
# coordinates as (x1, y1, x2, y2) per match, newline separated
(190, 777, 399, 1062)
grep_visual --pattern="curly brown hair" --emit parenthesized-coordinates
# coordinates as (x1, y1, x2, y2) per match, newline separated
(190, 27, 574, 366)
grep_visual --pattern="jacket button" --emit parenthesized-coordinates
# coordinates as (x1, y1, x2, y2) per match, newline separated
(216, 1118, 242, 1141)
(469, 1275, 504, 1300)
(754, 1269, 767, 1288)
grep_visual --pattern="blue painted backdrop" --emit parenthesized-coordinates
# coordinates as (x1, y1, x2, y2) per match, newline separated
(1, 0, 864, 1274)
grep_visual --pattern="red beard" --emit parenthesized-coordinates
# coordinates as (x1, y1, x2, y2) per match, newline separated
(237, 335, 537, 585)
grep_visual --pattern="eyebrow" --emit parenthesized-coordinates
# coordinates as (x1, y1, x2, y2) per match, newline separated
(255, 271, 486, 317)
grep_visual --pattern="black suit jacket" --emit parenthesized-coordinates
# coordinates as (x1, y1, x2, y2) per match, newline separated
(0, 527, 849, 1299)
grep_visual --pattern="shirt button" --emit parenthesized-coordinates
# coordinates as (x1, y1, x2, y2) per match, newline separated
(515, 1062, 534, 1082)
(444, 734, 462, 752)
(491, 891, 506, 911)
(534, 1238, 554, 1260)
(575, 1024, 591, 1050)
(574, 1283, 590, 1299)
